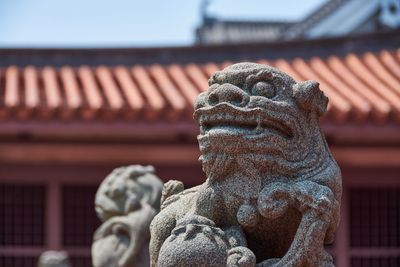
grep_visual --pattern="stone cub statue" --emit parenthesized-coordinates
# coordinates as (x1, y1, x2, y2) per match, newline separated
(150, 63, 341, 267)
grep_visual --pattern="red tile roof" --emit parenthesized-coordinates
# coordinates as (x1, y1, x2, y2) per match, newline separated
(1, 49, 400, 124)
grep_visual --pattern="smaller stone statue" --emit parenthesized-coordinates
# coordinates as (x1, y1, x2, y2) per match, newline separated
(92, 165, 163, 267)
(38, 251, 71, 267)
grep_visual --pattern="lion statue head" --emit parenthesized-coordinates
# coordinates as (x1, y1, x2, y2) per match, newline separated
(194, 62, 331, 182)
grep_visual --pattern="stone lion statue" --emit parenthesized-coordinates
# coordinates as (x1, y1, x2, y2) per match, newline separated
(150, 63, 342, 267)
(92, 165, 164, 267)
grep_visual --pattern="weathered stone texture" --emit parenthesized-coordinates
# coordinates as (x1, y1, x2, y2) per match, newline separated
(150, 63, 342, 267)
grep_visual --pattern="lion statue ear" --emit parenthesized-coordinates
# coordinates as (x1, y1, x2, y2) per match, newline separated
(293, 80, 328, 117)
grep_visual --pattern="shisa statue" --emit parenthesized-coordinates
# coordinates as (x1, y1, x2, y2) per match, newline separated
(38, 251, 71, 267)
(92, 165, 163, 267)
(150, 63, 342, 267)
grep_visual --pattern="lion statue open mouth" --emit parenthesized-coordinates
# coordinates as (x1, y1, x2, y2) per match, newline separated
(150, 63, 342, 267)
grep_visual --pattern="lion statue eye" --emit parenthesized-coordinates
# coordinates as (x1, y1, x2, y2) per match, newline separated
(251, 81, 275, 98)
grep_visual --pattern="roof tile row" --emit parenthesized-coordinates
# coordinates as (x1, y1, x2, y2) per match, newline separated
(1, 49, 400, 124)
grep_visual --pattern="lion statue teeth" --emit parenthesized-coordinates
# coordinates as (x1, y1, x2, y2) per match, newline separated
(150, 63, 342, 267)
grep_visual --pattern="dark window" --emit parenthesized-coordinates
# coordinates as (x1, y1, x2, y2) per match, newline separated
(351, 257, 400, 267)
(350, 188, 400, 247)
(0, 256, 37, 267)
(70, 256, 92, 267)
(62, 185, 101, 247)
(0, 184, 46, 246)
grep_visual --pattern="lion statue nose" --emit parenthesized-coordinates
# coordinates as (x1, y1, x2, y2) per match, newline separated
(207, 84, 250, 107)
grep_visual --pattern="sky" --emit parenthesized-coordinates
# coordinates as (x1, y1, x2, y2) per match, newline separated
(0, 0, 325, 48)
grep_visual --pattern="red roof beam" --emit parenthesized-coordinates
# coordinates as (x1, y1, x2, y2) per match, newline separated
(345, 54, 400, 122)
(131, 66, 165, 120)
(363, 52, 400, 96)
(60, 66, 83, 119)
(167, 64, 199, 108)
(113, 66, 145, 119)
(273, 59, 304, 82)
(327, 56, 391, 123)
(95, 66, 124, 118)
(148, 64, 186, 120)
(4, 66, 20, 111)
(379, 50, 400, 80)
(41, 66, 62, 118)
(185, 64, 209, 92)
(23, 66, 40, 113)
(77, 66, 103, 120)
(0, 69, 5, 120)
(310, 57, 371, 122)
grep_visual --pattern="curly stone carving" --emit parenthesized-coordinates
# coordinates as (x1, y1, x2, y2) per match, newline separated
(150, 63, 342, 267)
(92, 165, 163, 267)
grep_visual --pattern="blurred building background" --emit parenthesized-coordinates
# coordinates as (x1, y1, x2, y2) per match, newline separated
(196, 0, 400, 43)
(0, 1, 399, 267)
